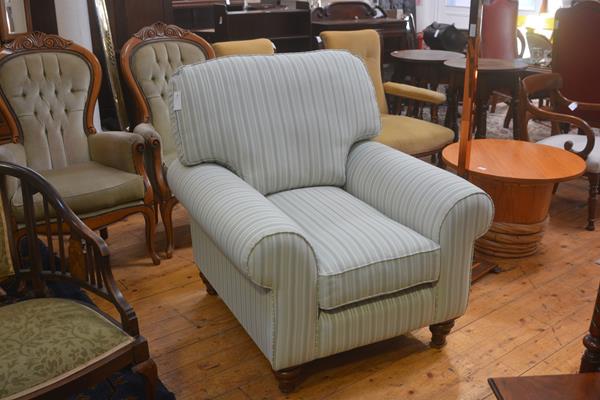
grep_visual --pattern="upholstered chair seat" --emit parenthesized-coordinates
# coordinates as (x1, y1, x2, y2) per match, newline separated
(321, 29, 454, 159)
(167, 51, 494, 392)
(0, 33, 159, 264)
(121, 22, 216, 258)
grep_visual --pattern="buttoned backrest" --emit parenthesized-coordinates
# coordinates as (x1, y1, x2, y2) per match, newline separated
(170, 50, 381, 195)
(321, 30, 387, 114)
(121, 23, 214, 158)
(0, 34, 99, 171)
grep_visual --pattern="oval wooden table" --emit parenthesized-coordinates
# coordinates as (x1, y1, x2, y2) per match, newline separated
(443, 139, 586, 259)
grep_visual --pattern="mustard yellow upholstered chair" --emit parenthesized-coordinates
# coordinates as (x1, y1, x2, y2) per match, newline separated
(121, 22, 215, 258)
(321, 29, 454, 158)
(0, 32, 159, 265)
(212, 38, 275, 57)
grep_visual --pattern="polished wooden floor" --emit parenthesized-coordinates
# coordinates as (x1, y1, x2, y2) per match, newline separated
(99, 177, 599, 400)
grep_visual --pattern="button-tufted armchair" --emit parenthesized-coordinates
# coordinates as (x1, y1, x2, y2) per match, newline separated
(167, 51, 494, 392)
(0, 32, 159, 265)
(120, 22, 215, 258)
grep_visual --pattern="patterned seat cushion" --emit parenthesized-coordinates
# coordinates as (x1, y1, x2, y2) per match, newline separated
(0, 298, 134, 400)
(268, 187, 441, 310)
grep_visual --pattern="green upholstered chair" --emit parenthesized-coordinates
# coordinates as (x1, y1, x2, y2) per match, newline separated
(167, 51, 494, 392)
(120, 22, 215, 258)
(0, 161, 157, 400)
(0, 32, 159, 265)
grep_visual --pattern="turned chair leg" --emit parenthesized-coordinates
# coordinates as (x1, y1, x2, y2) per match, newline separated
(273, 366, 303, 393)
(133, 359, 158, 400)
(199, 272, 218, 296)
(160, 197, 177, 259)
(587, 173, 599, 231)
(142, 207, 161, 265)
(429, 319, 456, 349)
(580, 283, 600, 373)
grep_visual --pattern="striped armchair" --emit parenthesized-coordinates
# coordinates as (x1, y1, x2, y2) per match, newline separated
(167, 51, 494, 392)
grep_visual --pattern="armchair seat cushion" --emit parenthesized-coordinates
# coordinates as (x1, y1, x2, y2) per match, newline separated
(268, 187, 441, 310)
(377, 114, 454, 156)
(537, 134, 600, 173)
(0, 298, 134, 400)
(11, 161, 145, 221)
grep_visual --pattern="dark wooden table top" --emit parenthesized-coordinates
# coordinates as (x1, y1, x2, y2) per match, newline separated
(444, 57, 529, 72)
(391, 49, 464, 63)
(489, 373, 600, 400)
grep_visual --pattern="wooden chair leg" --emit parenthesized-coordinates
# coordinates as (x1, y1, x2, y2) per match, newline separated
(429, 319, 456, 349)
(587, 173, 599, 231)
(273, 365, 303, 393)
(160, 197, 177, 259)
(580, 283, 600, 373)
(141, 207, 161, 265)
(199, 272, 218, 296)
(503, 101, 513, 129)
(490, 94, 498, 113)
(133, 359, 158, 400)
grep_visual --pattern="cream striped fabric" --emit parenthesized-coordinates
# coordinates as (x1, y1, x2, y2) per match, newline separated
(169, 50, 381, 195)
(345, 141, 494, 322)
(268, 186, 440, 310)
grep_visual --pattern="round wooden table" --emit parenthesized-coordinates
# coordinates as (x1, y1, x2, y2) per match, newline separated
(391, 49, 464, 123)
(444, 58, 528, 140)
(443, 139, 586, 259)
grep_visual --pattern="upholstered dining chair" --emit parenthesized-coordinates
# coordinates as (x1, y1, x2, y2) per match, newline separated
(212, 38, 275, 57)
(120, 22, 215, 258)
(167, 51, 494, 392)
(0, 161, 157, 400)
(520, 73, 600, 230)
(0, 32, 159, 265)
(321, 29, 454, 160)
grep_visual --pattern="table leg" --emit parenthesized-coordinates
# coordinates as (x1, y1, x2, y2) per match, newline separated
(475, 97, 489, 139)
(512, 74, 521, 140)
(445, 75, 459, 140)
(430, 82, 440, 124)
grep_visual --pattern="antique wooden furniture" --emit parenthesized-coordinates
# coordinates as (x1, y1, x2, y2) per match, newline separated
(213, 4, 311, 52)
(321, 29, 453, 159)
(311, 2, 415, 63)
(120, 22, 215, 258)
(0, 32, 159, 264)
(445, 57, 528, 139)
(0, 0, 32, 42)
(390, 49, 464, 123)
(167, 51, 493, 392)
(0, 161, 157, 400)
(488, 373, 600, 400)
(581, 282, 600, 373)
(212, 38, 275, 57)
(552, 1, 600, 129)
(443, 139, 586, 258)
(519, 73, 600, 231)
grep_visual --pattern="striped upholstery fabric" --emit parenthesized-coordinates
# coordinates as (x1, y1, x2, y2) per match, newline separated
(169, 50, 381, 195)
(269, 187, 440, 310)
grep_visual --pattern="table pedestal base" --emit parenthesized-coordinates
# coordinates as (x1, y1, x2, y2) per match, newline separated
(475, 219, 548, 259)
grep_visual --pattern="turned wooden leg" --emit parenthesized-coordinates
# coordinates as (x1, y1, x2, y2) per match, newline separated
(580, 284, 600, 373)
(429, 319, 455, 349)
(587, 173, 599, 231)
(133, 359, 158, 400)
(160, 197, 177, 259)
(142, 207, 161, 265)
(99, 227, 108, 240)
(199, 272, 217, 296)
(273, 366, 303, 393)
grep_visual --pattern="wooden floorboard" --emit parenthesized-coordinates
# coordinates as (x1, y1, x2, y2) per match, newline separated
(99, 177, 598, 400)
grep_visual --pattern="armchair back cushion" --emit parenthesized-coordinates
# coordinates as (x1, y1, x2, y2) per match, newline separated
(129, 40, 210, 157)
(0, 51, 93, 171)
(170, 50, 381, 195)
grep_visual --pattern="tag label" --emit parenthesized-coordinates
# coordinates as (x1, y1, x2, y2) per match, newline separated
(173, 91, 182, 112)
(434, 29, 440, 38)
(568, 102, 578, 111)
(469, 24, 477, 37)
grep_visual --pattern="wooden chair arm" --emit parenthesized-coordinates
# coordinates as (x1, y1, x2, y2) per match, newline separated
(554, 91, 600, 112)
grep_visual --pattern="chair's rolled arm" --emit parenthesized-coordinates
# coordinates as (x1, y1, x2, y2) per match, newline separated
(133, 123, 162, 148)
(0, 143, 26, 199)
(383, 82, 446, 105)
(345, 141, 493, 243)
(88, 131, 145, 174)
(168, 161, 317, 288)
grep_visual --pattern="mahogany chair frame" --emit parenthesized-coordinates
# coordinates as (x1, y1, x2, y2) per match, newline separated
(0, 32, 159, 265)
(0, 161, 157, 399)
(120, 22, 215, 258)
(519, 73, 600, 230)
(581, 282, 600, 373)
